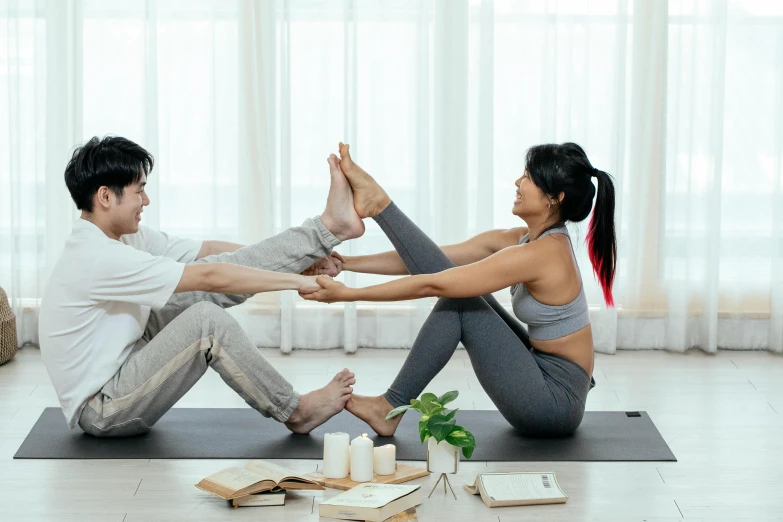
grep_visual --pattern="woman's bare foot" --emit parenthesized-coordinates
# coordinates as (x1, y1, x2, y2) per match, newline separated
(345, 394, 403, 437)
(285, 369, 356, 434)
(338, 143, 392, 219)
(320, 155, 365, 241)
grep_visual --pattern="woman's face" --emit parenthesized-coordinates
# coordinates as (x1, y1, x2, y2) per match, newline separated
(512, 170, 551, 220)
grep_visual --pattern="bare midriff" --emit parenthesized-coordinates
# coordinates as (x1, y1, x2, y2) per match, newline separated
(529, 324, 594, 378)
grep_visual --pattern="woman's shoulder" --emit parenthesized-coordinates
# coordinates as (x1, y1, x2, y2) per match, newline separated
(521, 229, 574, 262)
(507, 226, 529, 244)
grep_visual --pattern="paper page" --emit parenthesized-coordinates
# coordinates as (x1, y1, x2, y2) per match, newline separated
(206, 467, 265, 491)
(479, 473, 566, 501)
(463, 480, 479, 495)
(321, 484, 420, 509)
(245, 460, 298, 483)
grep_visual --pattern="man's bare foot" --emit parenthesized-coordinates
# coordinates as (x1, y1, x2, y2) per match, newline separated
(319, 155, 365, 241)
(345, 394, 402, 437)
(338, 143, 392, 219)
(285, 369, 356, 434)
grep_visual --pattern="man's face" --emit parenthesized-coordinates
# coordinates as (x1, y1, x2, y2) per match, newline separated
(111, 174, 149, 235)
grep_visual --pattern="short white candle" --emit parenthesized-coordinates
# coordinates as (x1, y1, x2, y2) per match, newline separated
(350, 433, 374, 483)
(373, 444, 396, 475)
(323, 432, 350, 479)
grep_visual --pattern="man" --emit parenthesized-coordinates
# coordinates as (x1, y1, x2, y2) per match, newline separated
(39, 135, 361, 437)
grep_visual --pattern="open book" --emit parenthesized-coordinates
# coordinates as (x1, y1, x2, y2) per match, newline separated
(195, 460, 324, 500)
(464, 472, 568, 507)
(228, 490, 286, 508)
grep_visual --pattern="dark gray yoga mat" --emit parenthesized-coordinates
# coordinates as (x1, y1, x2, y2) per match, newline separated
(14, 408, 675, 461)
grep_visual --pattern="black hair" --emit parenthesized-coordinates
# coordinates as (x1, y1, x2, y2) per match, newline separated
(525, 142, 617, 307)
(64, 136, 154, 213)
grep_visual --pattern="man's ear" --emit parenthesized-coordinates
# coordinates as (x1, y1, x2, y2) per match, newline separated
(95, 186, 113, 210)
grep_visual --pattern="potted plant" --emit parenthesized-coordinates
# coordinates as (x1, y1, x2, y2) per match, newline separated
(385, 390, 476, 474)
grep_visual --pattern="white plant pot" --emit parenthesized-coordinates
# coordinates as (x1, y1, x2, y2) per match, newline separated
(426, 438, 460, 474)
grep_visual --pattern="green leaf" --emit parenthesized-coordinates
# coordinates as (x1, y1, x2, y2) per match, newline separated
(445, 430, 475, 448)
(408, 399, 421, 411)
(427, 414, 457, 441)
(437, 390, 459, 406)
(461, 445, 475, 459)
(446, 428, 476, 460)
(426, 406, 446, 417)
(418, 416, 431, 443)
(443, 409, 458, 422)
(419, 399, 445, 416)
(420, 393, 438, 403)
(385, 405, 410, 420)
(445, 427, 475, 447)
(416, 392, 445, 416)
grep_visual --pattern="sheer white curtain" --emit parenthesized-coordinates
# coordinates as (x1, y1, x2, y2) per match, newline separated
(619, 0, 783, 352)
(1, 0, 781, 353)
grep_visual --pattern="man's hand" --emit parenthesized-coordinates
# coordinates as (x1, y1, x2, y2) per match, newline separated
(299, 275, 351, 303)
(300, 251, 345, 277)
(297, 275, 322, 294)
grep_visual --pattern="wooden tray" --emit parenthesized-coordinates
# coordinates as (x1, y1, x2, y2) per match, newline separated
(306, 464, 429, 491)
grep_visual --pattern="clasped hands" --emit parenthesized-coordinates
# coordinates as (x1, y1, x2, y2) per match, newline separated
(298, 252, 352, 303)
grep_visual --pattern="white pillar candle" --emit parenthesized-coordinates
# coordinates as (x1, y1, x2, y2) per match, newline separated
(373, 444, 396, 476)
(323, 432, 350, 479)
(350, 433, 374, 483)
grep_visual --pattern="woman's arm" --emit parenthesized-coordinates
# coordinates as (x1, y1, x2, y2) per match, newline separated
(302, 241, 545, 303)
(342, 227, 528, 275)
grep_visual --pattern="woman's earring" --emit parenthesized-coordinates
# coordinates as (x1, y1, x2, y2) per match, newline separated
(548, 202, 551, 209)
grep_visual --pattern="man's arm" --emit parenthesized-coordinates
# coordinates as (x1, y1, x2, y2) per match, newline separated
(176, 263, 317, 294)
(196, 240, 245, 259)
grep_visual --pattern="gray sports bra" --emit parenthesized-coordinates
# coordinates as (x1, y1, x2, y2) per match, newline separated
(510, 225, 590, 341)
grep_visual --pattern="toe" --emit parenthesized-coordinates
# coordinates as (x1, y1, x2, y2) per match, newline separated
(327, 155, 340, 173)
(339, 143, 351, 162)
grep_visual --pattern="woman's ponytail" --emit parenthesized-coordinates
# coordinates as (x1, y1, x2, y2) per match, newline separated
(585, 169, 616, 307)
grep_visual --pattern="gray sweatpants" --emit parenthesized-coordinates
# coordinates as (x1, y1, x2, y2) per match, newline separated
(78, 217, 340, 437)
(378, 202, 595, 437)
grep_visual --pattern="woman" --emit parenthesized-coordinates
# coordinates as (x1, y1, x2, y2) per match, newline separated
(303, 142, 616, 437)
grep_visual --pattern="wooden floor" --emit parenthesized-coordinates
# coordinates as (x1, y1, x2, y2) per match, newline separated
(1, 347, 782, 521)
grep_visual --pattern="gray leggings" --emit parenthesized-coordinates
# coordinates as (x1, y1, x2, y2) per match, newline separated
(378, 202, 594, 437)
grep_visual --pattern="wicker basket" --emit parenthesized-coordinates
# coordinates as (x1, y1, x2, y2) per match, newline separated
(0, 286, 18, 365)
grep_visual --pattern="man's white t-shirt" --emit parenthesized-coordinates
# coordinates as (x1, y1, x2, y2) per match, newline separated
(39, 219, 203, 429)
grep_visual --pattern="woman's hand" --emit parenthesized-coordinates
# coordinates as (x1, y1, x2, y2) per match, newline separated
(299, 275, 352, 303)
(300, 251, 346, 277)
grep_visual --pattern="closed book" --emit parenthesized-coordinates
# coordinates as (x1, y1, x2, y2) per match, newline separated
(319, 484, 422, 522)
(382, 507, 418, 521)
(228, 490, 286, 508)
(464, 472, 568, 508)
